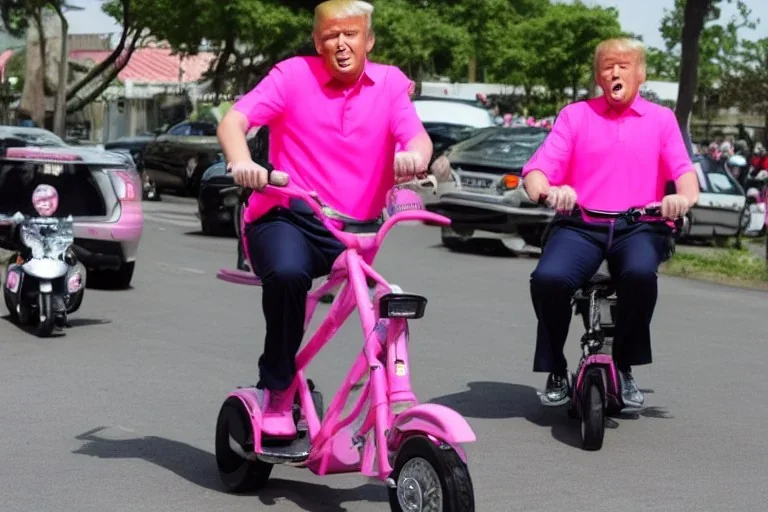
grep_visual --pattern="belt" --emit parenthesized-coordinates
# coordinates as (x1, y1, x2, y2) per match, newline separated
(288, 198, 382, 234)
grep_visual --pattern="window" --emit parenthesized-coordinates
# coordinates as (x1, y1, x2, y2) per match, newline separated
(167, 123, 191, 136)
(702, 158, 742, 195)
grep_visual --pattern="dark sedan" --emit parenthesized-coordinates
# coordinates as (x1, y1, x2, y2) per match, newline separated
(142, 120, 222, 197)
(197, 128, 269, 236)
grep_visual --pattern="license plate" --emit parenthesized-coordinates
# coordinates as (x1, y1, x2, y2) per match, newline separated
(460, 176, 493, 189)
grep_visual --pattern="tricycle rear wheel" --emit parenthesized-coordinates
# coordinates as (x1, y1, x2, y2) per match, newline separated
(388, 435, 474, 512)
(215, 397, 273, 493)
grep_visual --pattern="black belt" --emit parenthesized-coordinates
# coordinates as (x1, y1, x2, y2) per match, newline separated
(288, 198, 382, 234)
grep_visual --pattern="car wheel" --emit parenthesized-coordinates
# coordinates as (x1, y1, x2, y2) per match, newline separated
(441, 234, 466, 252)
(201, 215, 228, 236)
(88, 262, 135, 290)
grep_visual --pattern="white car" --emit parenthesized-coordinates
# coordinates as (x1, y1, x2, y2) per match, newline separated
(681, 155, 752, 240)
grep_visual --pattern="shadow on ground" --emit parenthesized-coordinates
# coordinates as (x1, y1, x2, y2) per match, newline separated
(73, 426, 387, 511)
(430, 381, 672, 449)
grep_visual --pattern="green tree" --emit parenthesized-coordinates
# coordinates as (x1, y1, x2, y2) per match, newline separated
(1, 0, 138, 131)
(719, 38, 768, 138)
(513, 1, 624, 104)
(104, 0, 313, 96)
(371, 0, 470, 81)
(650, 0, 758, 131)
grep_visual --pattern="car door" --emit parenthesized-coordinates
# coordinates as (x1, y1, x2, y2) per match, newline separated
(151, 122, 193, 187)
(690, 158, 745, 237)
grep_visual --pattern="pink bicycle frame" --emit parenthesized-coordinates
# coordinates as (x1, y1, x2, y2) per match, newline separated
(228, 182, 476, 479)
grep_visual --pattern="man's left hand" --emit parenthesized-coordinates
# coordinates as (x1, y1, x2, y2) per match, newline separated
(394, 151, 426, 180)
(661, 194, 692, 219)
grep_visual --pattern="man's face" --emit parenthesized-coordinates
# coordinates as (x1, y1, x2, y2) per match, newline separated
(314, 15, 374, 84)
(596, 49, 645, 109)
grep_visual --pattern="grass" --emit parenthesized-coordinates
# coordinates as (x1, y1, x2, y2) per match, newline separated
(661, 244, 768, 290)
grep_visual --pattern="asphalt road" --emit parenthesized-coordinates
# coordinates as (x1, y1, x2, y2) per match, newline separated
(1, 196, 766, 512)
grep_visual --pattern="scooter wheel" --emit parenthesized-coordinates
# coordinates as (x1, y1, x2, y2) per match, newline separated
(3, 288, 19, 324)
(36, 293, 55, 337)
(388, 435, 474, 512)
(580, 377, 605, 451)
(215, 397, 273, 493)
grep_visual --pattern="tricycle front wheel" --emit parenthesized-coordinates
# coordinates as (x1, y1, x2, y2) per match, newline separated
(388, 435, 474, 512)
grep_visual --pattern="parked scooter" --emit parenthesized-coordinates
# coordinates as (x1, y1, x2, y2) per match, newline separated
(1, 184, 86, 337)
(744, 169, 768, 237)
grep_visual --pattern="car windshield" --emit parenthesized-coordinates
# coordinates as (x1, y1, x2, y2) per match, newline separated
(423, 123, 479, 143)
(695, 157, 743, 195)
(0, 129, 66, 147)
(452, 128, 549, 166)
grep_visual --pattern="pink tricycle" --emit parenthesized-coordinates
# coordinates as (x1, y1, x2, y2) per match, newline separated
(214, 175, 477, 510)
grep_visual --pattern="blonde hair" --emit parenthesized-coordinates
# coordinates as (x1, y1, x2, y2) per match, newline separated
(314, 0, 374, 33)
(593, 38, 647, 76)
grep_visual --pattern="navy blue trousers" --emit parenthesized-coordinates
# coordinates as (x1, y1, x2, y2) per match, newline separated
(530, 217, 672, 374)
(245, 206, 345, 391)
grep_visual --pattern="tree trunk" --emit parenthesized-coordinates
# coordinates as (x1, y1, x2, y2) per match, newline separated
(52, 3, 69, 137)
(674, 0, 712, 133)
(19, 12, 47, 127)
(468, 54, 477, 83)
(66, 31, 141, 114)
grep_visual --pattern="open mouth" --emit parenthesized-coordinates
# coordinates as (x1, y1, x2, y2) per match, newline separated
(612, 83, 623, 93)
(337, 55, 351, 68)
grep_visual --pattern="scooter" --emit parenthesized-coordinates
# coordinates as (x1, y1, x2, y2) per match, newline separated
(214, 172, 476, 509)
(1, 184, 86, 337)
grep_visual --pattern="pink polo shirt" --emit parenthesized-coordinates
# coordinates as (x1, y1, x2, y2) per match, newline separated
(232, 56, 425, 223)
(522, 95, 693, 211)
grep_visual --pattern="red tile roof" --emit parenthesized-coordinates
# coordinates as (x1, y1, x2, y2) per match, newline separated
(69, 47, 217, 84)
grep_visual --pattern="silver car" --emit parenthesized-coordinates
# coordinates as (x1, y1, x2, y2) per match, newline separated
(426, 126, 554, 254)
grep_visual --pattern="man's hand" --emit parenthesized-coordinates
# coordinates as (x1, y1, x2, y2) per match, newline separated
(394, 151, 427, 180)
(228, 160, 270, 190)
(661, 194, 692, 219)
(429, 154, 452, 182)
(545, 185, 578, 212)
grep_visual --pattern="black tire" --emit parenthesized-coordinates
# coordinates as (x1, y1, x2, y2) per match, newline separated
(200, 215, 226, 236)
(215, 396, 274, 493)
(66, 289, 84, 314)
(4, 288, 19, 324)
(388, 435, 474, 512)
(88, 262, 135, 290)
(36, 292, 55, 337)
(580, 377, 605, 451)
(441, 236, 465, 251)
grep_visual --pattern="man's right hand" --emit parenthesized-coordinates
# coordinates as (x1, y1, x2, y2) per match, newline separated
(544, 185, 578, 212)
(429, 155, 452, 182)
(228, 160, 270, 190)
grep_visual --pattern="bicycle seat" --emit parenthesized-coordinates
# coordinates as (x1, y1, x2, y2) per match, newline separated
(579, 271, 615, 297)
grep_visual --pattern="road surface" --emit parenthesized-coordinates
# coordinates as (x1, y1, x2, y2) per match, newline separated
(0, 196, 765, 511)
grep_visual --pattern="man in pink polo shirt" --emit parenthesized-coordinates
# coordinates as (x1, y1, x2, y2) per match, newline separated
(215, 0, 432, 439)
(522, 38, 699, 408)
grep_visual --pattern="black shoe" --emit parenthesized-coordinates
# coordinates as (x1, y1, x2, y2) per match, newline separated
(540, 372, 571, 406)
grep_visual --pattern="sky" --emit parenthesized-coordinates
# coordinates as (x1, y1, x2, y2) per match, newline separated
(66, 0, 767, 51)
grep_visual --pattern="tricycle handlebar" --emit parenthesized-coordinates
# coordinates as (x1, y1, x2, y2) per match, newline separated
(234, 169, 450, 251)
